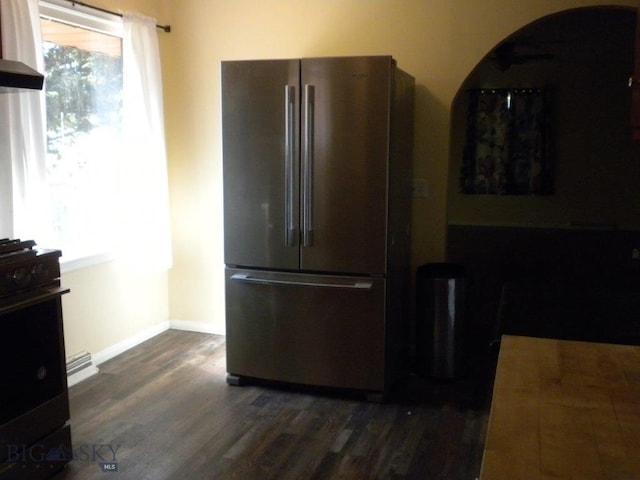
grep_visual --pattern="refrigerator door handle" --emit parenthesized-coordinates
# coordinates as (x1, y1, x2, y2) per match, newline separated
(302, 84, 315, 247)
(284, 85, 296, 247)
(230, 273, 373, 291)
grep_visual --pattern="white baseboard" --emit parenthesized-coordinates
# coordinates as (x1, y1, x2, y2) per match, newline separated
(92, 320, 171, 366)
(169, 319, 224, 335)
(67, 319, 223, 386)
(89, 320, 223, 367)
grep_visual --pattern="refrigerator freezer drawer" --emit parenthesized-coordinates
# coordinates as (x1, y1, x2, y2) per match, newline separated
(225, 268, 386, 392)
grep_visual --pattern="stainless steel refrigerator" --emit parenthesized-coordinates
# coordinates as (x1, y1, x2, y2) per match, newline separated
(222, 56, 414, 400)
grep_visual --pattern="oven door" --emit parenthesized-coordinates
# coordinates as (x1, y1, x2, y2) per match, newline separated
(0, 287, 71, 471)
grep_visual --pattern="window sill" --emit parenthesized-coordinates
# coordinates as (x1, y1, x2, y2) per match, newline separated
(60, 252, 116, 274)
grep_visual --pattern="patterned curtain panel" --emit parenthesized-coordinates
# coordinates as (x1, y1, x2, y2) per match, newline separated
(461, 89, 553, 195)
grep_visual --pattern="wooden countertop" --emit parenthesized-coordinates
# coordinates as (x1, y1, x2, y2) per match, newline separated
(480, 335, 640, 480)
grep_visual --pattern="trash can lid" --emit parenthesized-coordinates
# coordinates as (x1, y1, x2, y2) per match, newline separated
(417, 262, 466, 279)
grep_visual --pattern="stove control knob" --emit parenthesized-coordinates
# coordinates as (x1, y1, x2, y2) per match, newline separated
(12, 267, 31, 288)
(31, 263, 47, 281)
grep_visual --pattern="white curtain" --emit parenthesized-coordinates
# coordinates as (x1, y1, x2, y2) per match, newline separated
(0, 0, 52, 244)
(119, 13, 172, 270)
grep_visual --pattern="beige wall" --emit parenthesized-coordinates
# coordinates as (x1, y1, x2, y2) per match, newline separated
(60, 0, 638, 356)
(62, 261, 169, 358)
(163, 0, 637, 334)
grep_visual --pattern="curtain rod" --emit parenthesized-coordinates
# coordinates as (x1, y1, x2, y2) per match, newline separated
(68, 1, 171, 32)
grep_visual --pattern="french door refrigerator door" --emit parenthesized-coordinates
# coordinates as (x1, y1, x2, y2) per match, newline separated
(223, 57, 393, 276)
(225, 268, 386, 392)
(222, 59, 300, 270)
(300, 56, 392, 275)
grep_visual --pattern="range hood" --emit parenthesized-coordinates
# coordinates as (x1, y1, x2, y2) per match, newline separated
(0, 58, 44, 93)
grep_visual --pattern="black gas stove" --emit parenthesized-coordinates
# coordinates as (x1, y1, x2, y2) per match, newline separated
(0, 239, 71, 479)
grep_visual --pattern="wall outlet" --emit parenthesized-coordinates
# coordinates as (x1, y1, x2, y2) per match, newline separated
(412, 178, 428, 198)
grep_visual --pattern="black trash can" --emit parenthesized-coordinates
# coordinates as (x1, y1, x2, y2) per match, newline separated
(416, 263, 467, 379)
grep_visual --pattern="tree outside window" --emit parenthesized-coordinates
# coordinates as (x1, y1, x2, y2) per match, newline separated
(41, 16, 123, 261)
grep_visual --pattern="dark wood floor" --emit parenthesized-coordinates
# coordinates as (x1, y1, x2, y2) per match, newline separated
(54, 330, 495, 480)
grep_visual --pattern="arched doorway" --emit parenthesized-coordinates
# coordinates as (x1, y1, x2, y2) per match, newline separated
(446, 6, 640, 352)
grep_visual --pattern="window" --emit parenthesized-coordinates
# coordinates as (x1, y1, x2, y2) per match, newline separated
(39, 1, 123, 263)
(461, 88, 553, 195)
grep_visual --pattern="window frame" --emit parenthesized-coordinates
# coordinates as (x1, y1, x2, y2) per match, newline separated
(39, 0, 123, 273)
(40, 0, 123, 38)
